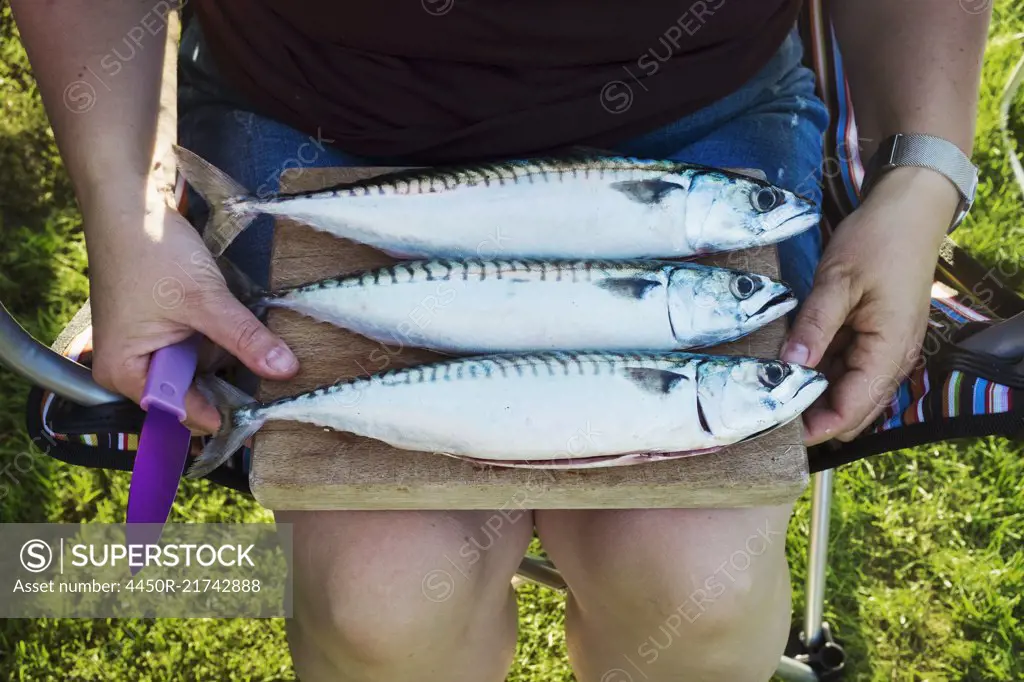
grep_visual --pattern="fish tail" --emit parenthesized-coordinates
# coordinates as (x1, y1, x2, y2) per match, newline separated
(216, 256, 270, 317)
(187, 374, 265, 479)
(173, 145, 256, 257)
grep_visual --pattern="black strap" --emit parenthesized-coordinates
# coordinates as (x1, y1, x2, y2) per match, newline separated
(809, 411, 1024, 473)
(47, 397, 146, 436)
(24, 386, 253, 495)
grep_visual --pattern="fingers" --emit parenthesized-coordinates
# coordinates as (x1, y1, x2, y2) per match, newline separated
(801, 329, 920, 444)
(188, 289, 299, 381)
(782, 263, 861, 445)
(93, 345, 224, 434)
(801, 405, 846, 446)
(780, 262, 855, 368)
(802, 368, 887, 444)
(817, 326, 854, 382)
(183, 386, 221, 434)
(92, 352, 150, 410)
(837, 404, 888, 442)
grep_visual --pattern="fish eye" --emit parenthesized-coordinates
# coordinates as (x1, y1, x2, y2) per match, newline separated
(758, 361, 790, 389)
(750, 187, 780, 213)
(730, 274, 758, 300)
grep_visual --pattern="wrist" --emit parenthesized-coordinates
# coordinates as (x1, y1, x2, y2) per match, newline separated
(862, 133, 977, 235)
(869, 165, 961, 204)
(77, 141, 178, 215)
(863, 166, 962, 241)
(83, 182, 182, 253)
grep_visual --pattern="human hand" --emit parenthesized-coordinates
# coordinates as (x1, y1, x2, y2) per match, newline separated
(780, 167, 961, 444)
(86, 187, 299, 433)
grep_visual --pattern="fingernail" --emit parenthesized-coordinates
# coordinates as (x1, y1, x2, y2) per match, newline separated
(781, 341, 810, 365)
(265, 345, 298, 373)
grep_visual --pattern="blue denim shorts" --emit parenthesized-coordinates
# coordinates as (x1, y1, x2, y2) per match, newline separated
(178, 22, 829, 304)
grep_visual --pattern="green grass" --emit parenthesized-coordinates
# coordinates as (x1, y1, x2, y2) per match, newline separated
(1, 2, 1022, 680)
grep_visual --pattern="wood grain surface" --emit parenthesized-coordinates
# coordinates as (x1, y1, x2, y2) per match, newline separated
(249, 166, 810, 510)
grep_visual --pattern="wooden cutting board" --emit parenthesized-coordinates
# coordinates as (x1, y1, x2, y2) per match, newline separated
(248, 166, 810, 510)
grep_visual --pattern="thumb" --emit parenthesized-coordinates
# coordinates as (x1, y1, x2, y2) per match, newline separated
(780, 267, 851, 368)
(190, 289, 299, 379)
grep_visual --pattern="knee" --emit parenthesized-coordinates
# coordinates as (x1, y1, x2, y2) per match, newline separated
(629, 575, 791, 681)
(285, 510, 527, 668)
(594, 541, 789, 642)
(545, 508, 793, 678)
(303, 553, 485, 665)
(585, 538, 790, 680)
(310, 572, 457, 665)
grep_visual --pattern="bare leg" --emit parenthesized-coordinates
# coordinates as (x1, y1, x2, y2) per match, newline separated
(277, 509, 534, 682)
(536, 505, 794, 682)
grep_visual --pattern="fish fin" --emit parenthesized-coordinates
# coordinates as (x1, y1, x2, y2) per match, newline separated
(173, 145, 255, 257)
(596, 277, 663, 300)
(216, 256, 269, 315)
(610, 179, 683, 205)
(186, 375, 264, 479)
(622, 368, 689, 395)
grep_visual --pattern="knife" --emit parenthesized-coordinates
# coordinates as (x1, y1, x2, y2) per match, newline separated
(125, 335, 201, 572)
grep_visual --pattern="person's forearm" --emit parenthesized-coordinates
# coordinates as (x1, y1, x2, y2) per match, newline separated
(830, 0, 991, 161)
(10, 0, 178, 224)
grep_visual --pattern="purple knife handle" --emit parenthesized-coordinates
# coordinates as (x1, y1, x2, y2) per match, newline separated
(139, 335, 201, 421)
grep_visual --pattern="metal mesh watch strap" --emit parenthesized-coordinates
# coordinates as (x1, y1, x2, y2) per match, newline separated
(864, 133, 979, 232)
(889, 133, 978, 198)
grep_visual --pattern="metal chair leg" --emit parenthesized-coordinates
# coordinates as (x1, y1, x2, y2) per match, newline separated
(514, 555, 567, 591)
(782, 469, 846, 680)
(775, 654, 820, 682)
(804, 468, 833, 647)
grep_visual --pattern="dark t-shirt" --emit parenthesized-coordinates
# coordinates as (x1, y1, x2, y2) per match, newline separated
(193, 0, 801, 162)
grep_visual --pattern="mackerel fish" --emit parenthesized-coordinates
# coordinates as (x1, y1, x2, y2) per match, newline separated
(174, 146, 819, 260)
(223, 258, 797, 352)
(188, 352, 827, 478)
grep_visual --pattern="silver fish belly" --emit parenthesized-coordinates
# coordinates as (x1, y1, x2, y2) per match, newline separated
(188, 352, 826, 477)
(259, 260, 797, 352)
(173, 147, 820, 259)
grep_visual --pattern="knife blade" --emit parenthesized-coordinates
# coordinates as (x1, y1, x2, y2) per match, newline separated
(126, 335, 201, 573)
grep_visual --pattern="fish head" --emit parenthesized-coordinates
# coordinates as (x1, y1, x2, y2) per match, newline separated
(686, 172, 820, 251)
(667, 267, 797, 345)
(694, 357, 827, 441)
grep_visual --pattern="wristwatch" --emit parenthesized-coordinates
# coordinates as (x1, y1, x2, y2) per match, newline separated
(862, 133, 979, 233)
